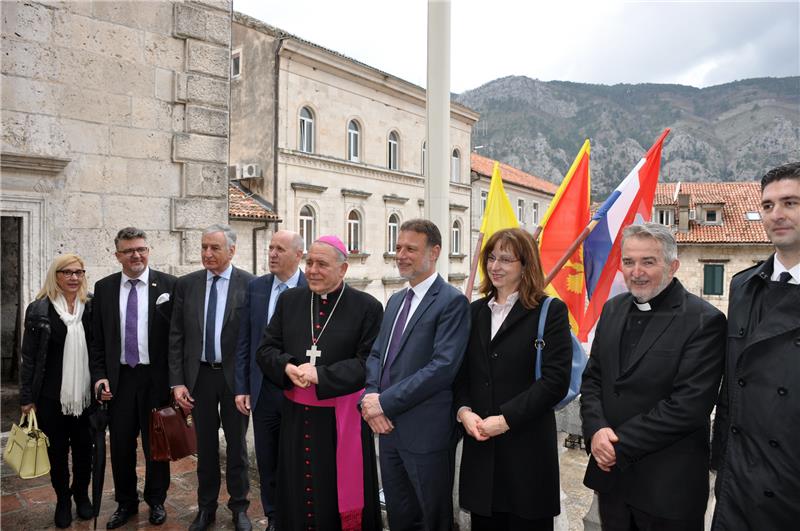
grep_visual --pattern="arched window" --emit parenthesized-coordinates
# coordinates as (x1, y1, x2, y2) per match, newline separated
(299, 205, 315, 252)
(347, 120, 360, 162)
(387, 213, 400, 253)
(450, 149, 461, 182)
(347, 210, 361, 253)
(421, 141, 427, 176)
(388, 131, 399, 170)
(299, 107, 314, 153)
(451, 220, 461, 255)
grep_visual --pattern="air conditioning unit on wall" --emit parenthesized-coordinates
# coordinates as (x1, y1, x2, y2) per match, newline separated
(242, 163, 262, 178)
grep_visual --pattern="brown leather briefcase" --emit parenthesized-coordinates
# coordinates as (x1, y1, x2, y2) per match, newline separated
(149, 403, 197, 462)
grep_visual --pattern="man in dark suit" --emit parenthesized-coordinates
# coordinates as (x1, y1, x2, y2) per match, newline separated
(169, 224, 255, 531)
(90, 227, 175, 528)
(363, 219, 470, 531)
(711, 162, 800, 530)
(580, 222, 726, 531)
(234, 230, 305, 531)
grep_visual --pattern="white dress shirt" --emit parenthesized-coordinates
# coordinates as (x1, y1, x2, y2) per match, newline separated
(488, 291, 520, 339)
(120, 267, 150, 364)
(772, 255, 800, 284)
(383, 271, 439, 361)
(202, 264, 233, 363)
(268, 268, 302, 323)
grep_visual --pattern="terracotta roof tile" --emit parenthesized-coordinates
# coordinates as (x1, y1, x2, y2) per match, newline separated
(653, 182, 768, 243)
(229, 184, 280, 221)
(471, 153, 558, 196)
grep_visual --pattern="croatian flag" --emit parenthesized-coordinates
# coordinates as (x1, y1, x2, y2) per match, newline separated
(578, 129, 670, 342)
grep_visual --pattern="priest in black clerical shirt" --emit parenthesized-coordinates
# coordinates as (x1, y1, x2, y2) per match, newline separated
(256, 235, 383, 531)
(580, 222, 726, 531)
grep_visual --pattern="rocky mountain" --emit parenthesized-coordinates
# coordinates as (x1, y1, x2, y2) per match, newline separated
(456, 76, 800, 199)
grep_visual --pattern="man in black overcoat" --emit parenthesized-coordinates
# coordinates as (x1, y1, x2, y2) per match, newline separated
(711, 162, 800, 530)
(580, 222, 726, 531)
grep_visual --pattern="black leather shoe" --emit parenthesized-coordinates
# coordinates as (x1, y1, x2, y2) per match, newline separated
(74, 494, 93, 520)
(106, 505, 138, 529)
(233, 510, 253, 531)
(188, 509, 216, 531)
(149, 504, 167, 525)
(54, 497, 72, 529)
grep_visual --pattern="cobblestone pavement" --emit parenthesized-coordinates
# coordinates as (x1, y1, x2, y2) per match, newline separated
(1, 382, 593, 530)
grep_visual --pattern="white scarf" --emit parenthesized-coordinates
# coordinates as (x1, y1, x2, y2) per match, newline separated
(51, 294, 91, 416)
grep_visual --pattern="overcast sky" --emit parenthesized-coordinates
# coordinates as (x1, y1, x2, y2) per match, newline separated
(234, 0, 799, 93)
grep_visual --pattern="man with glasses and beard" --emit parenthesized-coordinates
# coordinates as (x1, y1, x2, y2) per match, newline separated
(90, 227, 176, 528)
(580, 222, 726, 531)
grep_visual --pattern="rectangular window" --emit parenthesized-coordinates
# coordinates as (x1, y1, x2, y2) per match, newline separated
(703, 264, 724, 295)
(656, 208, 674, 226)
(517, 199, 525, 224)
(532, 202, 539, 225)
(705, 209, 719, 223)
(231, 50, 241, 79)
(481, 190, 488, 215)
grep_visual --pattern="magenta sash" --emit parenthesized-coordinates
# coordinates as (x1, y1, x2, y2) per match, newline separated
(284, 385, 364, 531)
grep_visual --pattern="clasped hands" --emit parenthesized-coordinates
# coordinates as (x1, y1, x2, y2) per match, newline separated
(285, 362, 318, 389)
(590, 427, 619, 472)
(360, 393, 394, 435)
(459, 410, 509, 441)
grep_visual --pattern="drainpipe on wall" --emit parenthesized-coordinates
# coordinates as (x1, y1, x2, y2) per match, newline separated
(252, 222, 271, 274)
(272, 34, 288, 232)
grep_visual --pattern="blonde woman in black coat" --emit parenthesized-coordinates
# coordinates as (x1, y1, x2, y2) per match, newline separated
(19, 253, 93, 529)
(454, 228, 572, 531)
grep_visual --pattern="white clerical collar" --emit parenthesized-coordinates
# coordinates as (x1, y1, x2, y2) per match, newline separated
(633, 300, 652, 311)
(772, 255, 800, 284)
(319, 282, 345, 300)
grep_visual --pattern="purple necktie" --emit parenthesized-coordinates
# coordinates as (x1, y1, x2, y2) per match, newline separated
(124, 279, 139, 368)
(380, 288, 415, 389)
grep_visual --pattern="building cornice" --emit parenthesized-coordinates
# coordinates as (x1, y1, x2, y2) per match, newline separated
(278, 40, 479, 126)
(1, 152, 70, 175)
(280, 149, 426, 188)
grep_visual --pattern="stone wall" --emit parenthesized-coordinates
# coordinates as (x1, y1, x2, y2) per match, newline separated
(676, 243, 773, 315)
(1, 0, 233, 296)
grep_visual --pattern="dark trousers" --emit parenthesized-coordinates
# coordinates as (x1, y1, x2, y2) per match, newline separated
(194, 365, 249, 512)
(108, 364, 170, 508)
(251, 382, 282, 517)
(471, 512, 554, 531)
(598, 490, 704, 531)
(379, 431, 455, 531)
(35, 396, 92, 500)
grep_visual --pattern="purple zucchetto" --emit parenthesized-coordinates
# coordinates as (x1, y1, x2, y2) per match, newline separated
(314, 235, 348, 260)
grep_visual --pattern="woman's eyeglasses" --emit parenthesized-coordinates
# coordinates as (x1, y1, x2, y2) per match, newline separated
(57, 269, 86, 278)
(487, 254, 520, 265)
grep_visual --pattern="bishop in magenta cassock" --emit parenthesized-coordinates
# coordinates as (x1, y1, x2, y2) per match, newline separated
(256, 235, 384, 531)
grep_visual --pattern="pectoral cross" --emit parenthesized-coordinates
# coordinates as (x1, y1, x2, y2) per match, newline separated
(305, 344, 322, 366)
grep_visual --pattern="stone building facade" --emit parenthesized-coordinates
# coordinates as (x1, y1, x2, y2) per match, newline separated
(1, 0, 233, 376)
(469, 152, 557, 296)
(653, 181, 772, 314)
(229, 13, 479, 303)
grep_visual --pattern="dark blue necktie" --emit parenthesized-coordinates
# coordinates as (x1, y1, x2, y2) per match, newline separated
(778, 271, 792, 283)
(204, 275, 220, 362)
(380, 289, 415, 389)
